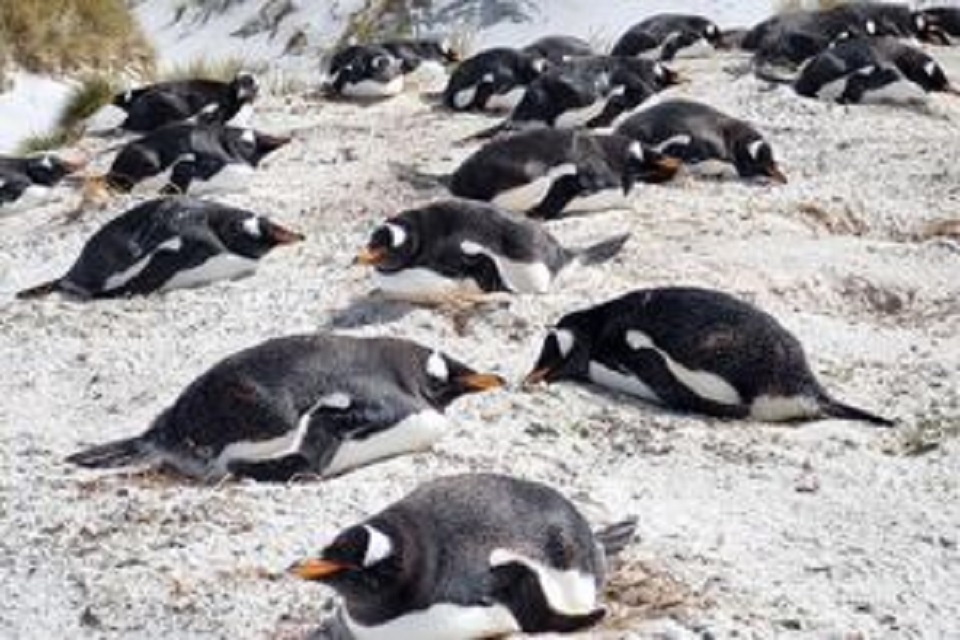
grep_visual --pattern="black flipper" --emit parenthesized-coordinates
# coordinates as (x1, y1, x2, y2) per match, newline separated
(595, 517, 639, 558)
(389, 161, 452, 191)
(490, 561, 606, 633)
(16, 279, 62, 300)
(528, 173, 583, 219)
(820, 395, 894, 427)
(66, 436, 154, 468)
(572, 233, 631, 266)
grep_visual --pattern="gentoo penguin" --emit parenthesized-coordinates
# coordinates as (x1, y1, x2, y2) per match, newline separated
(90, 73, 259, 133)
(0, 153, 84, 214)
(290, 473, 638, 639)
(522, 35, 595, 64)
(66, 335, 503, 482)
(919, 7, 960, 40)
(616, 99, 787, 183)
(101, 123, 290, 195)
(380, 38, 460, 72)
(781, 37, 959, 103)
(449, 129, 679, 219)
(524, 287, 893, 426)
(443, 48, 546, 112)
(611, 14, 722, 60)
(327, 45, 406, 98)
(16, 197, 303, 300)
(355, 199, 631, 299)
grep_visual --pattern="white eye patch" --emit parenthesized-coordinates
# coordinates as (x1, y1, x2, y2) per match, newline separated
(241, 129, 256, 144)
(385, 223, 407, 248)
(915, 15, 926, 30)
(747, 139, 766, 160)
(654, 64, 665, 78)
(363, 525, 394, 566)
(40, 155, 53, 169)
(865, 20, 877, 35)
(552, 328, 575, 358)
(242, 217, 262, 237)
(707, 24, 718, 37)
(924, 61, 938, 77)
(628, 141, 645, 162)
(426, 351, 449, 380)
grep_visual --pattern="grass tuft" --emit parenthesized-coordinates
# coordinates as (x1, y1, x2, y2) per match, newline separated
(160, 57, 249, 82)
(16, 130, 73, 155)
(58, 75, 120, 131)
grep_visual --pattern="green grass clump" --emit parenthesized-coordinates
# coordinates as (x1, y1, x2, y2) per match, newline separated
(16, 130, 73, 155)
(58, 75, 120, 131)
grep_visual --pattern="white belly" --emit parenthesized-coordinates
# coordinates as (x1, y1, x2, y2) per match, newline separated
(491, 162, 578, 214)
(673, 38, 714, 59)
(489, 548, 599, 615)
(344, 603, 519, 640)
(102, 237, 183, 292)
(227, 103, 255, 128)
(750, 394, 819, 422)
(160, 253, 258, 292)
(372, 268, 482, 300)
(0, 185, 53, 216)
(565, 187, 628, 213)
(554, 98, 608, 129)
(342, 76, 404, 98)
(324, 410, 448, 477)
(588, 361, 661, 403)
(459, 240, 553, 293)
(486, 86, 527, 112)
(861, 78, 927, 105)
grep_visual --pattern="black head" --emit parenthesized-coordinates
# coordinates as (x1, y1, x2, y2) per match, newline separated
(225, 128, 292, 166)
(230, 72, 259, 102)
(651, 62, 683, 89)
(215, 213, 304, 259)
(24, 154, 84, 185)
(703, 21, 723, 46)
(732, 137, 786, 184)
(915, 58, 952, 93)
(355, 218, 419, 273)
(290, 521, 407, 606)
(620, 139, 682, 186)
(524, 314, 595, 386)
(409, 347, 505, 408)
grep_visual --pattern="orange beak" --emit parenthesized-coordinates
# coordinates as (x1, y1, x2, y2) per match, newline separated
(767, 164, 788, 185)
(288, 558, 350, 581)
(523, 368, 551, 387)
(268, 223, 305, 245)
(457, 373, 506, 392)
(354, 247, 387, 266)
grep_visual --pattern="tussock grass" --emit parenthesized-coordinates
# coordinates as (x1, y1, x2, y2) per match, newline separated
(160, 57, 249, 82)
(776, 0, 850, 12)
(0, 0, 154, 76)
(16, 130, 73, 155)
(58, 75, 120, 131)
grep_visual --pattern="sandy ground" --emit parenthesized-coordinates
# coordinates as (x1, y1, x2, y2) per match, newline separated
(1, 47, 959, 639)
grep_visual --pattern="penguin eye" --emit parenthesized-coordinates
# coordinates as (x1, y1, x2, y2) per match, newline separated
(550, 329, 575, 358)
(362, 525, 394, 567)
(426, 351, 449, 381)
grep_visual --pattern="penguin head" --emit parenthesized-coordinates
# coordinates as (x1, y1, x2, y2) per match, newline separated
(436, 38, 462, 63)
(227, 128, 291, 166)
(703, 22, 722, 46)
(413, 348, 505, 408)
(290, 522, 405, 600)
(355, 219, 418, 272)
(218, 214, 304, 258)
(25, 153, 84, 186)
(370, 51, 404, 82)
(622, 141, 682, 185)
(734, 137, 787, 184)
(231, 72, 259, 102)
(652, 63, 683, 88)
(917, 59, 951, 93)
(524, 319, 593, 386)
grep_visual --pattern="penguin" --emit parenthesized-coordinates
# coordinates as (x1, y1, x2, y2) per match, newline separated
(16, 197, 303, 300)
(101, 123, 290, 195)
(355, 199, 631, 300)
(448, 129, 680, 219)
(758, 37, 958, 103)
(919, 7, 960, 40)
(65, 335, 504, 482)
(328, 45, 406, 98)
(443, 48, 546, 112)
(380, 38, 460, 72)
(0, 153, 84, 214)
(89, 73, 259, 133)
(522, 35, 595, 64)
(615, 99, 787, 183)
(611, 14, 723, 60)
(290, 473, 638, 639)
(524, 287, 894, 426)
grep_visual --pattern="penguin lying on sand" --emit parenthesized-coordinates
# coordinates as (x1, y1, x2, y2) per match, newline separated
(919, 7, 960, 41)
(616, 99, 786, 183)
(522, 35, 595, 64)
(380, 38, 460, 72)
(443, 48, 546, 112)
(67, 335, 503, 482)
(525, 287, 893, 426)
(17, 197, 303, 300)
(291, 473, 638, 639)
(758, 36, 959, 103)
(0, 153, 85, 214)
(89, 73, 259, 133)
(448, 129, 680, 218)
(327, 45, 406, 98)
(100, 123, 290, 195)
(612, 13, 723, 60)
(355, 200, 631, 300)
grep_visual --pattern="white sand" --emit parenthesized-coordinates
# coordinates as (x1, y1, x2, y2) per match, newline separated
(1, 48, 959, 639)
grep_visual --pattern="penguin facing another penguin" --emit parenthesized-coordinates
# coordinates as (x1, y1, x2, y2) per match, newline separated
(355, 199, 631, 300)
(616, 99, 786, 183)
(525, 287, 893, 426)
(449, 128, 679, 219)
(66, 335, 503, 482)
(16, 197, 303, 300)
(290, 473, 638, 640)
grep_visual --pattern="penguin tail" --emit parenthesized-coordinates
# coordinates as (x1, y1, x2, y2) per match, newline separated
(820, 396, 895, 428)
(16, 279, 61, 300)
(66, 436, 155, 469)
(388, 161, 451, 191)
(595, 516, 638, 558)
(752, 57, 799, 86)
(572, 233, 631, 267)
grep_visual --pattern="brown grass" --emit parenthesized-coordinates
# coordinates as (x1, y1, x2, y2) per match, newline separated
(0, 0, 154, 76)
